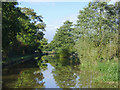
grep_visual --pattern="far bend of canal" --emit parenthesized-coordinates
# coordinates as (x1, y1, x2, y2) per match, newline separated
(2, 54, 113, 88)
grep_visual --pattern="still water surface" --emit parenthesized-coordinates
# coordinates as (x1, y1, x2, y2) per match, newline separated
(2, 55, 115, 88)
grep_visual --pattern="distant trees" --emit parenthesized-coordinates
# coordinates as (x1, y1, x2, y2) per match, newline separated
(52, 20, 74, 48)
(51, 20, 75, 53)
(49, 20, 80, 65)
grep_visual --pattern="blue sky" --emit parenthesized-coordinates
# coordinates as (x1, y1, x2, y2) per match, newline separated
(17, 2, 89, 43)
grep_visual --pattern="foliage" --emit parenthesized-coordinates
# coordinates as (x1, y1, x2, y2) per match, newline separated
(73, 2, 119, 85)
(39, 38, 48, 51)
(15, 69, 45, 88)
(51, 20, 75, 51)
(74, 1, 118, 64)
(47, 1, 119, 85)
(49, 20, 78, 64)
(2, 2, 46, 59)
(2, 1, 119, 88)
(2, 2, 23, 57)
(37, 55, 48, 71)
(16, 7, 46, 54)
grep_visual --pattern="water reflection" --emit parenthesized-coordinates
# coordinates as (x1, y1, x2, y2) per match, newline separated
(41, 63, 59, 88)
(41, 55, 97, 88)
(42, 55, 81, 88)
(3, 54, 97, 88)
(34, 54, 81, 88)
(52, 66, 79, 88)
(15, 68, 45, 88)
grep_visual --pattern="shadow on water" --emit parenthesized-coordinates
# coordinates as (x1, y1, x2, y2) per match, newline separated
(2, 57, 42, 88)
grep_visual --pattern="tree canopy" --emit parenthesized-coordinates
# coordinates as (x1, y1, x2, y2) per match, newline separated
(2, 2, 47, 58)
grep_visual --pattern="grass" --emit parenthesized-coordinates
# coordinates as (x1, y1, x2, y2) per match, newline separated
(79, 58, 118, 88)
(95, 60, 118, 82)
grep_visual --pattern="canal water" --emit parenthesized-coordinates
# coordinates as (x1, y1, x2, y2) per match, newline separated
(2, 54, 116, 88)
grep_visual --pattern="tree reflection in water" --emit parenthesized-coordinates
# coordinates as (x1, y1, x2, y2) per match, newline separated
(15, 68, 45, 88)
(52, 66, 79, 88)
(45, 55, 81, 88)
(5, 54, 115, 88)
(14, 55, 49, 88)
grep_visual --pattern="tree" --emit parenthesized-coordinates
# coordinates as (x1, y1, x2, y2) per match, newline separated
(50, 20, 78, 64)
(16, 7, 46, 54)
(39, 38, 48, 51)
(52, 20, 74, 51)
(2, 2, 46, 58)
(2, 2, 23, 57)
(74, 1, 118, 63)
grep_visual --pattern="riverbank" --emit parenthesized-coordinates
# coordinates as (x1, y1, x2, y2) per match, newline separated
(2, 53, 119, 88)
(2, 53, 43, 68)
(79, 59, 118, 88)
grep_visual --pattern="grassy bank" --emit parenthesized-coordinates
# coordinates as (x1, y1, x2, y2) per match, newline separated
(79, 59, 118, 88)
(95, 60, 118, 82)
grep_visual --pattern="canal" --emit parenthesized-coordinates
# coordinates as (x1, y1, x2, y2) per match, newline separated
(2, 54, 116, 88)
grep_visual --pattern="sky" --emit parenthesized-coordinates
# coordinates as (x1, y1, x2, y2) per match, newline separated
(17, 0, 118, 43)
(17, 1, 89, 43)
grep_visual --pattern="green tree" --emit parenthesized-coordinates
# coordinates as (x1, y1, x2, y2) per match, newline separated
(52, 20, 75, 51)
(39, 38, 48, 51)
(2, 2, 46, 58)
(2, 2, 24, 57)
(50, 20, 76, 64)
(16, 7, 46, 54)
(74, 1, 118, 64)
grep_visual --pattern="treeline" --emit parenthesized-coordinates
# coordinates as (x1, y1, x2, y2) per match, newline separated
(47, 1, 119, 83)
(2, 2, 48, 59)
(48, 1, 119, 64)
